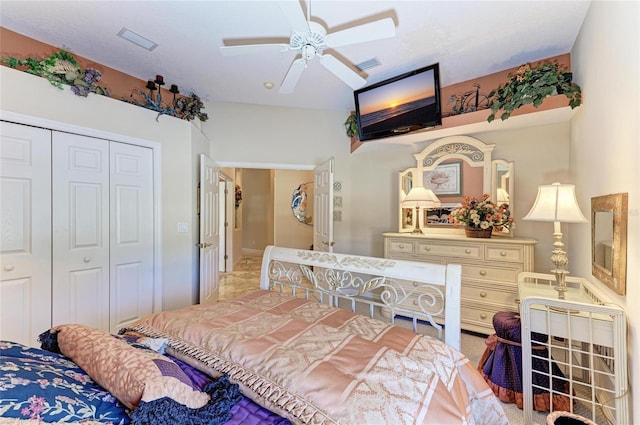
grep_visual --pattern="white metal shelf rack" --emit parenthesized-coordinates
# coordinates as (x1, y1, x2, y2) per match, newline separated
(519, 273, 628, 424)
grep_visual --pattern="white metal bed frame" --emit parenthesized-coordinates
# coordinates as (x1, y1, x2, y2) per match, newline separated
(519, 272, 628, 425)
(259, 245, 463, 350)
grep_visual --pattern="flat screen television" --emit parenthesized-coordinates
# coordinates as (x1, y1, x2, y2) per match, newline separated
(354, 63, 442, 141)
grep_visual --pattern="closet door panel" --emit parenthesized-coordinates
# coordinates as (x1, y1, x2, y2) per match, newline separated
(52, 132, 109, 331)
(0, 121, 52, 346)
(110, 142, 154, 331)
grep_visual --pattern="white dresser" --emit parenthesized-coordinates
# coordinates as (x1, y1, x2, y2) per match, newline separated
(383, 233, 536, 334)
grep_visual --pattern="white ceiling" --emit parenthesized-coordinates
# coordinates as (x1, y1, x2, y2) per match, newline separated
(0, 0, 591, 111)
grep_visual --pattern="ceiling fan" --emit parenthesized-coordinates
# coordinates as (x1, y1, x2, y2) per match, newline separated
(219, 1, 396, 94)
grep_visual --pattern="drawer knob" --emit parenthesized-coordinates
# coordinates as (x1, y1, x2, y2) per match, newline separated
(480, 313, 487, 320)
(3, 265, 14, 272)
(424, 246, 431, 251)
(83, 257, 92, 263)
(413, 281, 419, 287)
(480, 291, 487, 298)
(500, 251, 507, 257)
(413, 300, 418, 306)
(398, 244, 404, 249)
(465, 249, 471, 254)
(479, 269, 487, 276)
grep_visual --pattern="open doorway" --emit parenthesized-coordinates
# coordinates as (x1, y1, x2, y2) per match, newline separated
(216, 162, 333, 273)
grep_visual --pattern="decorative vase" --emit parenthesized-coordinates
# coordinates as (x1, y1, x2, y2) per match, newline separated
(465, 227, 492, 238)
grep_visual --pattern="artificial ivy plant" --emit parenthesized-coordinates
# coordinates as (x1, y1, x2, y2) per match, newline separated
(344, 111, 359, 138)
(487, 60, 582, 122)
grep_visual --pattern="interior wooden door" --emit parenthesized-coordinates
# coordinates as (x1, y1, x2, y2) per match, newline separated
(199, 154, 219, 304)
(109, 141, 154, 331)
(313, 158, 334, 252)
(52, 132, 110, 331)
(0, 121, 52, 346)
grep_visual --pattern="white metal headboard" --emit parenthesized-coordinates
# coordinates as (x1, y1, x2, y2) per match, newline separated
(259, 246, 462, 350)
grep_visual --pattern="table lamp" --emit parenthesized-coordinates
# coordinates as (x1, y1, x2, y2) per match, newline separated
(402, 187, 441, 234)
(523, 182, 587, 299)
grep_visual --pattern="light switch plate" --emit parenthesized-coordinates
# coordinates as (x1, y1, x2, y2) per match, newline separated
(177, 222, 189, 233)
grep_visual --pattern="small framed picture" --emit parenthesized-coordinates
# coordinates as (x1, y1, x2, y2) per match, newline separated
(424, 162, 462, 195)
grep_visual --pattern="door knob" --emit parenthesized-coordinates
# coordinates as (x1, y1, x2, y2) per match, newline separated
(196, 242, 212, 248)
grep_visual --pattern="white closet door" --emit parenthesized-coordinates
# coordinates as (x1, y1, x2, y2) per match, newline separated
(109, 142, 154, 331)
(52, 132, 110, 331)
(0, 121, 52, 346)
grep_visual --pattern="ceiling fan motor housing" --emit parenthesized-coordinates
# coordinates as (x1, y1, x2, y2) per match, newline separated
(290, 21, 326, 60)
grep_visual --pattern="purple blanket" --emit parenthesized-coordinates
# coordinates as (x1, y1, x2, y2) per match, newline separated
(172, 356, 291, 425)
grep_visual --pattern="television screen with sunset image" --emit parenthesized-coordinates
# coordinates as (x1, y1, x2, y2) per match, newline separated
(354, 63, 441, 141)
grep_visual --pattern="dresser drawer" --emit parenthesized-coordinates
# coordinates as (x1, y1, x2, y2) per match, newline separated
(416, 242, 483, 260)
(387, 239, 416, 255)
(462, 282, 518, 307)
(462, 264, 522, 283)
(485, 244, 525, 263)
(460, 304, 495, 329)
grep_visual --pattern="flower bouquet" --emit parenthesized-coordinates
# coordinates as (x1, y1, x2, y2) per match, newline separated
(449, 194, 513, 237)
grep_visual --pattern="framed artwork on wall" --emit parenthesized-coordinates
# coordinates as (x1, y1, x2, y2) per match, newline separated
(424, 161, 462, 195)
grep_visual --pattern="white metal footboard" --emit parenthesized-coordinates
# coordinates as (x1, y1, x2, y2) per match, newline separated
(259, 246, 462, 350)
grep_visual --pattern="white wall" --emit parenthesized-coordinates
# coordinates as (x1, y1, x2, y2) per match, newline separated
(571, 1, 639, 419)
(204, 102, 354, 253)
(0, 66, 199, 313)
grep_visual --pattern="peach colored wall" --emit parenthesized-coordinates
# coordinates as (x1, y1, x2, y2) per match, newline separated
(0, 27, 180, 104)
(440, 53, 571, 118)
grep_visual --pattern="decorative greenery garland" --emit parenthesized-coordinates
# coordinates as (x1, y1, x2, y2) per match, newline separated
(2, 50, 109, 97)
(2, 49, 208, 122)
(487, 60, 582, 122)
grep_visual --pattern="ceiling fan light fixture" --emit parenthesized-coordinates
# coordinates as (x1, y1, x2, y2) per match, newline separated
(117, 27, 158, 51)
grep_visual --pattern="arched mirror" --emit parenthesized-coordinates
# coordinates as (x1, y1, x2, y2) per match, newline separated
(292, 182, 314, 225)
(398, 135, 515, 236)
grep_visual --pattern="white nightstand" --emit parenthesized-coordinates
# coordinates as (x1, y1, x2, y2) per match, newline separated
(518, 272, 628, 424)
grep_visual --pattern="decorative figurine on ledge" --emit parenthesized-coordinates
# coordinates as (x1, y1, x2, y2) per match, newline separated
(125, 74, 208, 122)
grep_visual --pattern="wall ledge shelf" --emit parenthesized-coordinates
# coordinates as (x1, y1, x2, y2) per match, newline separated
(352, 95, 578, 152)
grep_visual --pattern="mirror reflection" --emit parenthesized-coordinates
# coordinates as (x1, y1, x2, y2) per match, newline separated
(494, 164, 511, 206)
(292, 182, 313, 225)
(593, 210, 614, 273)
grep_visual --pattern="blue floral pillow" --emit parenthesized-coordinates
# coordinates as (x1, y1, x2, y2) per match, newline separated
(0, 340, 130, 423)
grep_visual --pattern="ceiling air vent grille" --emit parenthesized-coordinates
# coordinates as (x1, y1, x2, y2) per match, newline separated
(356, 58, 381, 71)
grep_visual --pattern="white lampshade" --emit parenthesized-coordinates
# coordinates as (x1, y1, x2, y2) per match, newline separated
(523, 182, 587, 223)
(402, 187, 441, 208)
(496, 187, 510, 204)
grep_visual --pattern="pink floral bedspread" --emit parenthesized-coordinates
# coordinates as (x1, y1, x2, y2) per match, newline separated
(130, 290, 507, 425)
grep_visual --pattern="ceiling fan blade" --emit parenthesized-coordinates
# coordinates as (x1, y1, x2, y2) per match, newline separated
(325, 17, 396, 48)
(319, 54, 366, 89)
(220, 44, 290, 57)
(277, 1, 309, 34)
(279, 58, 306, 94)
